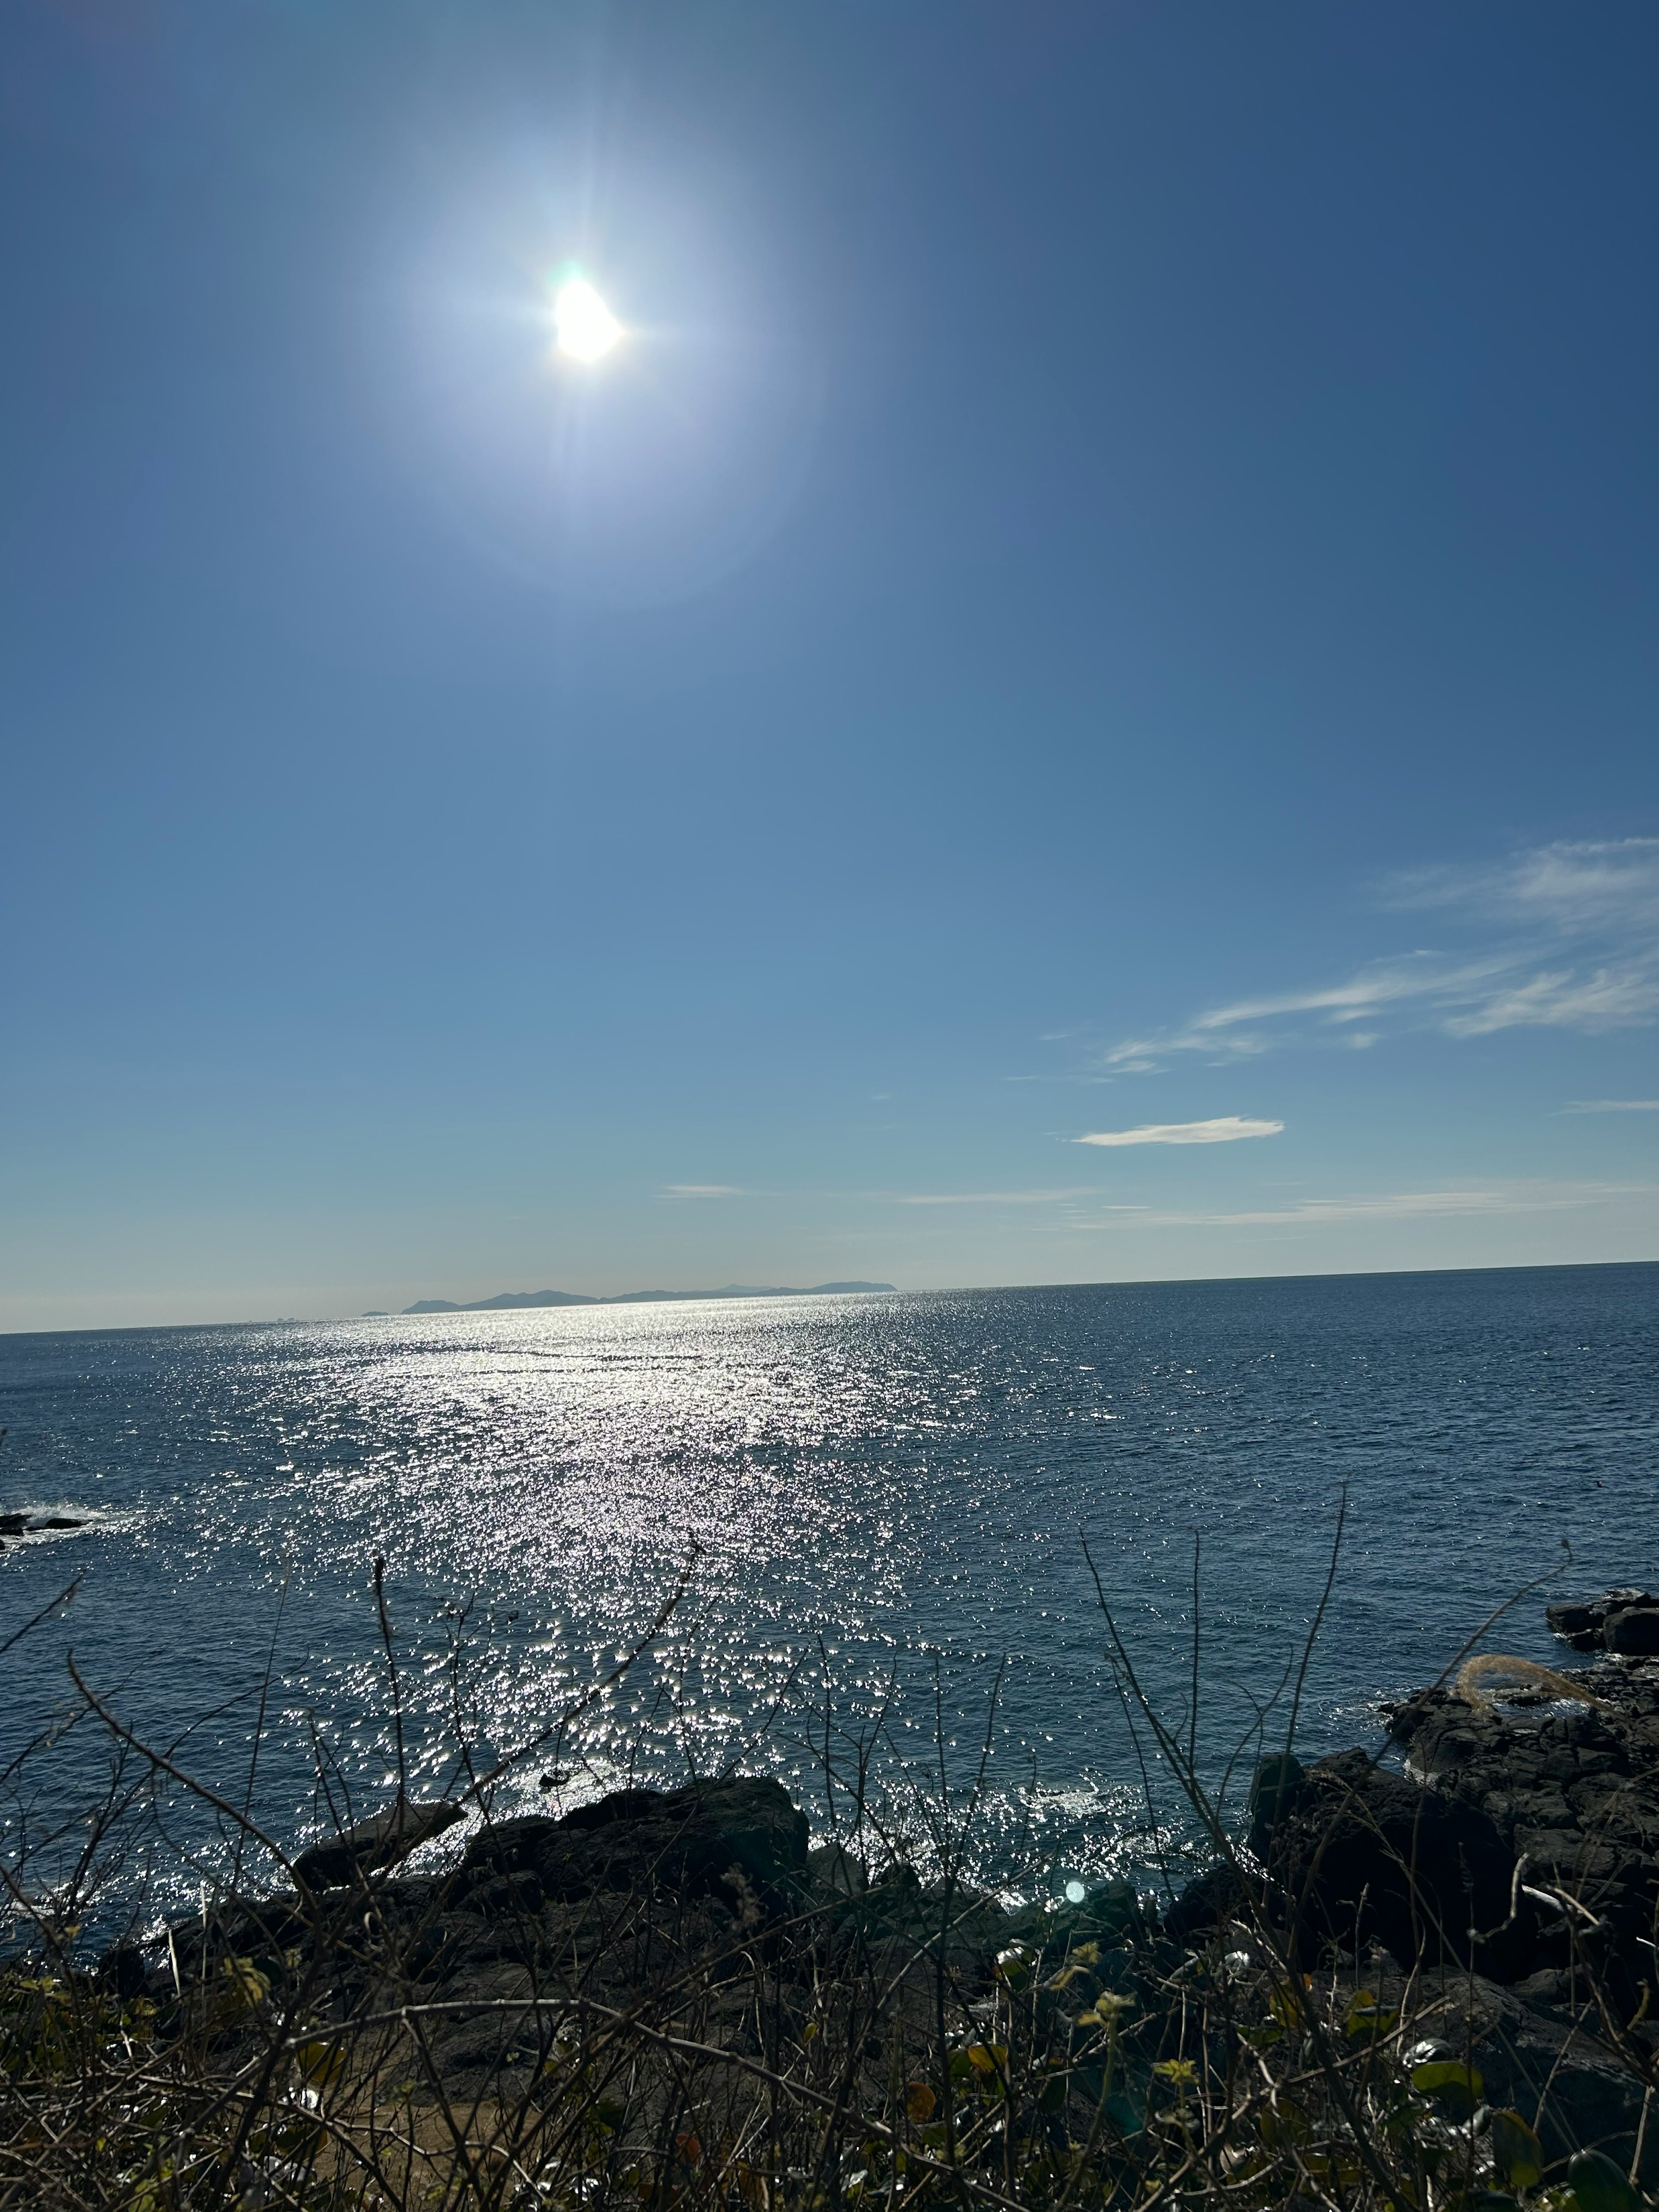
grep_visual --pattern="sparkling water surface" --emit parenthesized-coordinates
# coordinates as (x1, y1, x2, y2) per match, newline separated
(1, 1265, 1654, 1907)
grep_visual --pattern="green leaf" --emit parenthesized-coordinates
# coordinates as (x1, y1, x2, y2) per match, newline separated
(1346, 1988, 1400, 2039)
(1569, 2150, 1646, 2212)
(219, 1955, 270, 2012)
(1491, 2110, 1545, 2190)
(297, 2038, 343, 2088)
(1046, 1961, 1090, 1991)
(1411, 2058, 1484, 2113)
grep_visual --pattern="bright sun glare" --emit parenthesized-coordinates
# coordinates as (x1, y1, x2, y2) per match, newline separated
(552, 276, 623, 362)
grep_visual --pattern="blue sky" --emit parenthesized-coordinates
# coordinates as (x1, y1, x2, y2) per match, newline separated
(3, 0, 1657, 1329)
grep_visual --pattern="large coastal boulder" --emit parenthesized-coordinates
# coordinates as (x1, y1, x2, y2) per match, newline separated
(1261, 1746, 1536, 1978)
(1605, 1605, 1659, 1656)
(1547, 1590, 1659, 1654)
(457, 1776, 810, 1915)
(1387, 1670, 1659, 1980)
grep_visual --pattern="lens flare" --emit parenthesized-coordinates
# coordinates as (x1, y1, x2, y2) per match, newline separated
(552, 276, 623, 362)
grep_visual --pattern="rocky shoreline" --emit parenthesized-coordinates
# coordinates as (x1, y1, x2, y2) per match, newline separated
(1230, 1589, 1659, 2177)
(97, 1587, 1659, 2183)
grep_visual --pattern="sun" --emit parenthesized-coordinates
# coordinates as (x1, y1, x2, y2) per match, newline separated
(551, 276, 623, 363)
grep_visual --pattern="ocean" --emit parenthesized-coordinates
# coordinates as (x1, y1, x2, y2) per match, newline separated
(1, 1262, 1655, 1912)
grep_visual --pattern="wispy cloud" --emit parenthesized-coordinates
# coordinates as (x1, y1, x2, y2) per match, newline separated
(1127, 1180, 1652, 1228)
(663, 1184, 748, 1197)
(896, 1187, 1099, 1206)
(1562, 1099, 1659, 1113)
(1075, 1116, 1284, 1147)
(1103, 839, 1659, 1071)
(1383, 838, 1659, 931)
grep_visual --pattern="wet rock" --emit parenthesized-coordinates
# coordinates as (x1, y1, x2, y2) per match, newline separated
(294, 1798, 464, 1890)
(1548, 1602, 1603, 1642)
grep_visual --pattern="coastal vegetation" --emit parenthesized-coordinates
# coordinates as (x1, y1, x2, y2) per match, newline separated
(3, 1554, 1659, 2212)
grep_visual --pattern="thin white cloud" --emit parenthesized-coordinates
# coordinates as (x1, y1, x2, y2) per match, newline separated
(1101, 839, 1659, 1071)
(664, 1184, 747, 1197)
(1383, 837, 1659, 932)
(1127, 1180, 1652, 1228)
(1442, 964, 1659, 1036)
(897, 1187, 1099, 1206)
(1563, 1099, 1659, 1113)
(1076, 1116, 1284, 1147)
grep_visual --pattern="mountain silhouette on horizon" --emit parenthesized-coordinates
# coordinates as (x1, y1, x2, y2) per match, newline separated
(401, 1282, 895, 1314)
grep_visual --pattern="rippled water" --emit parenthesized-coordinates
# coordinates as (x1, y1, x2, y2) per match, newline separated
(1, 1264, 1655, 1904)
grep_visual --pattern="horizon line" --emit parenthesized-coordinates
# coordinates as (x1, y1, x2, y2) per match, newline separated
(3, 1252, 1654, 1340)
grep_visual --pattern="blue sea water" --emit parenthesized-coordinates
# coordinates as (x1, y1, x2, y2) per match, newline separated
(0, 1263, 1655, 1909)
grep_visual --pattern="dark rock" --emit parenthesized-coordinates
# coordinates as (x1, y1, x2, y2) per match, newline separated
(559, 1787, 662, 1832)
(460, 1776, 809, 1916)
(1163, 1863, 1251, 1946)
(295, 1799, 463, 1890)
(839, 1863, 1010, 1964)
(808, 1842, 866, 1897)
(1247, 1753, 1306, 1858)
(1466, 1979, 1659, 2180)
(29, 1516, 84, 1532)
(1548, 1591, 1659, 1654)
(1041, 1878, 1144, 1951)
(419, 1961, 551, 2097)
(0, 1516, 27, 1537)
(97, 1944, 153, 2001)
(1265, 1747, 1536, 1979)
(1605, 1607, 1659, 1656)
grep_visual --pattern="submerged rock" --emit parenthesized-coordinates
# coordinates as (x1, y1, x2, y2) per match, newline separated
(0, 1511, 88, 1538)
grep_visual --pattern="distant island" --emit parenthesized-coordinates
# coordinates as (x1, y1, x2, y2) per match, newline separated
(400, 1282, 896, 1314)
